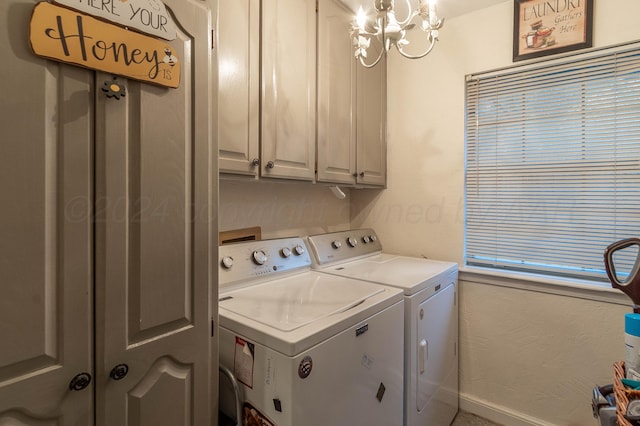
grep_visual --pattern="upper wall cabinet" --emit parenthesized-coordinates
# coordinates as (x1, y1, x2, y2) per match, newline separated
(218, 0, 316, 181)
(316, 0, 356, 184)
(316, 0, 387, 187)
(218, 0, 260, 177)
(261, 0, 317, 180)
(218, 0, 385, 186)
(355, 52, 387, 187)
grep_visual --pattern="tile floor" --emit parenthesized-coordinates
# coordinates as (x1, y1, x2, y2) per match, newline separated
(452, 410, 503, 426)
(220, 409, 502, 425)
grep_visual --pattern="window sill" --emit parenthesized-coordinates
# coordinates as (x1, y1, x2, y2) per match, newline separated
(459, 266, 630, 306)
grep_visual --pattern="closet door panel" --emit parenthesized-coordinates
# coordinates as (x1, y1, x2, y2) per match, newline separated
(0, 1, 93, 423)
(94, 0, 214, 424)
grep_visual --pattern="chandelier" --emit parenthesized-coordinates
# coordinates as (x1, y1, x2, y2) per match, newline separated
(352, 0, 444, 68)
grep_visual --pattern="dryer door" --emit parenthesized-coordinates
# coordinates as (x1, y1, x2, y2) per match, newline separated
(416, 282, 458, 416)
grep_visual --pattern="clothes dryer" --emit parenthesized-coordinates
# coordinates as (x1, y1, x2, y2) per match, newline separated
(307, 229, 458, 426)
(218, 237, 404, 426)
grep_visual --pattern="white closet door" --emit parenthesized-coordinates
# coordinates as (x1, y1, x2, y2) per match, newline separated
(94, 0, 215, 424)
(0, 0, 93, 423)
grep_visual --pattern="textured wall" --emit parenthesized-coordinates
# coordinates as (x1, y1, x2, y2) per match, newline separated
(219, 179, 351, 239)
(459, 279, 628, 425)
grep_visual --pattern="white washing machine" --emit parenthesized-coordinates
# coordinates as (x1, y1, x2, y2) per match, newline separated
(218, 237, 405, 426)
(306, 229, 459, 426)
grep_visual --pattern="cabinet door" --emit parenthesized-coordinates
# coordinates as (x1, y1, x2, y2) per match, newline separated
(0, 1, 93, 424)
(94, 0, 215, 424)
(261, 0, 316, 180)
(218, 0, 260, 176)
(316, 0, 357, 185)
(356, 52, 387, 186)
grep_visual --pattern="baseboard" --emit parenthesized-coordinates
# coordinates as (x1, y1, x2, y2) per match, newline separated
(459, 393, 556, 426)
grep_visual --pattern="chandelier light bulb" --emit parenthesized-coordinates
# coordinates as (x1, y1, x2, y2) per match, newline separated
(429, 0, 438, 26)
(356, 6, 367, 31)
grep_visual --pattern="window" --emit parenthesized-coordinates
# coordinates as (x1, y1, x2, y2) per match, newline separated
(465, 43, 640, 282)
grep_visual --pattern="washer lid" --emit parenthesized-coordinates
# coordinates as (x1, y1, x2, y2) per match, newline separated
(220, 272, 384, 332)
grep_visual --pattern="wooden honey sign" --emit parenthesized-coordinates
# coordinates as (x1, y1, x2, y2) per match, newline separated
(29, 2, 180, 88)
(53, 0, 177, 41)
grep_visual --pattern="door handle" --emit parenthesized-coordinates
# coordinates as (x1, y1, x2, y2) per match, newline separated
(69, 372, 92, 391)
(419, 339, 428, 374)
(109, 363, 129, 380)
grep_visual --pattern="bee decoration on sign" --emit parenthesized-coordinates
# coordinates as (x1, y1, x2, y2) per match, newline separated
(162, 48, 178, 67)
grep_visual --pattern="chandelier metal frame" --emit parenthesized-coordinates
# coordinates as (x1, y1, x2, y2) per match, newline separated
(351, 0, 444, 68)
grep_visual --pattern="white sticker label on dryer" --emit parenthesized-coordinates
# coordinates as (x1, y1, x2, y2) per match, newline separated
(234, 336, 255, 389)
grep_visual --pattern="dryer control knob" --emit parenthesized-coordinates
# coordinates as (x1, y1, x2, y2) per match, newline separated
(293, 245, 305, 256)
(252, 250, 267, 265)
(363, 235, 371, 244)
(369, 235, 377, 242)
(281, 247, 292, 258)
(221, 256, 234, 269)
(332, 240, 342, 249)
(347, 237, 358, 248)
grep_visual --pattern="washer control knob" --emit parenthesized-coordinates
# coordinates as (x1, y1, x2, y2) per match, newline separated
(370, 235, 377, 242)
(332, 240, 342, 249)
(363, 235, 371, 244)
(252, 250, 267, 265)
(281, 247, 292, 258)
(221, 256, 234, 269)
(293, 245, 305, 256)
(347, 237, 358, 248)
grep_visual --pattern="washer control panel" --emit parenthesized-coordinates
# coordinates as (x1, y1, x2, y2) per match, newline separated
(307, 229, 382, 266)
(219, 237, 311, 288)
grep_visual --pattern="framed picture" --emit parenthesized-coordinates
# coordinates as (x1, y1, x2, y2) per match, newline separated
(513, 0, 593, 62)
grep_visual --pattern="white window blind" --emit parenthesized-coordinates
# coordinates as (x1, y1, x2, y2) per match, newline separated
(465, 43, 640, 282)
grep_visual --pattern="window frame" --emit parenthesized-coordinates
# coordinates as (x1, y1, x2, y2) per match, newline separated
(464, 40, 640, 284)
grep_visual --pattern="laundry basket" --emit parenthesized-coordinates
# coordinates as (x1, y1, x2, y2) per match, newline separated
(219, 365, 243, 426)
(613, 361, 640, 426)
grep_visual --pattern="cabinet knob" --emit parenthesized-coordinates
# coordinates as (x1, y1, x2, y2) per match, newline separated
(251, 158, 260, 167)
(359, 172, 365, 177)
(109, 364, 129, 381)
(266, 161, 275, 169)
(352, 172, 358, 178)
(69, 372, 92, 391)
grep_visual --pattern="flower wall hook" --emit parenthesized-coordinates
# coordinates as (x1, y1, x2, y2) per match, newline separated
(102, 78, 126, 100)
